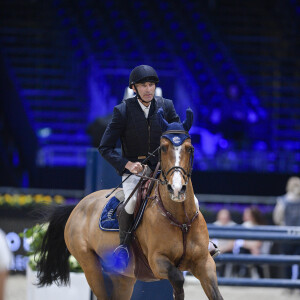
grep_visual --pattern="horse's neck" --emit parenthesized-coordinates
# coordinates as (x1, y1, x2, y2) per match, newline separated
(158, 181, 197, 224)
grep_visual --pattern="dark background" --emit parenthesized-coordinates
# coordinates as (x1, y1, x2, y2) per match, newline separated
(0, 0, 299, 196)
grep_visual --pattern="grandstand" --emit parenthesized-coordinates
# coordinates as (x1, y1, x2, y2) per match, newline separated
(0, 0, 299, 188)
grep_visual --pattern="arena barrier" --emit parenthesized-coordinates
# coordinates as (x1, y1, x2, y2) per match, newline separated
(207, 224, 300, 242)
(184, 224, 300, 288)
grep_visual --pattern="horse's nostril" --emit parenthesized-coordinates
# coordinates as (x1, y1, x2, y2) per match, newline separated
(180, 185, 186, 194)
(167, 184, 173, 193)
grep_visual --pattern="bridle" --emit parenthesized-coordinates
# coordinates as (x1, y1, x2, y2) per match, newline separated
(130, 130, 194, 186)
(159, 130, 194, 187)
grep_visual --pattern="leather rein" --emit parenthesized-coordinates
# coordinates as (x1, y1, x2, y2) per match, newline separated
(154, 184, 199, 267)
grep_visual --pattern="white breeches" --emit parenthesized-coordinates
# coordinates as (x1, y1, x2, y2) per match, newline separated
(122, 167, 152, 214)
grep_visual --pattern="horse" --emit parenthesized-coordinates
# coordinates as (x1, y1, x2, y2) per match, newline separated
(36, 109, 223, 300)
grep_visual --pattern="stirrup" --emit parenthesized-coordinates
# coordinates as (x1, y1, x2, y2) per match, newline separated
(210, 247, 221, 258)
(209, 241, 220, 259)
(114, 245, 129, 256)
(113, 245, 130, 271)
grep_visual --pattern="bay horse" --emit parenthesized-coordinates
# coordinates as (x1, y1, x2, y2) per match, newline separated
(37, 109, 223, 300)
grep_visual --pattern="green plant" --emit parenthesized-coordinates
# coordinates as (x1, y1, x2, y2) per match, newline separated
(21, 223, 83, 272)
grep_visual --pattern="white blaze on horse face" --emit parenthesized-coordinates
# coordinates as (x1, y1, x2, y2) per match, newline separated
(171, 146, 185, 202)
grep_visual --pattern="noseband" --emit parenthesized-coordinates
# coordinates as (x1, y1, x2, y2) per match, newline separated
(159, 130, 194, 186)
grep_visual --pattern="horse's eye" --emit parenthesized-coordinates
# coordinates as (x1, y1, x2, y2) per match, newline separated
(161, 145, 167, 153)
(187, 146, 194, 153)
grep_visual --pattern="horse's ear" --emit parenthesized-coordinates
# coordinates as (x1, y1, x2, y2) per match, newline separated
(157, 107, 169, 132)
(182, 108, 194, 132)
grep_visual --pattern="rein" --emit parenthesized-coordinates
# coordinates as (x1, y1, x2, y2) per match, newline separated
(155, 184, 199, 268)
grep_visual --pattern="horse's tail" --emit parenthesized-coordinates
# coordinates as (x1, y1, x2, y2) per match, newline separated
(36, 204, 76, 286)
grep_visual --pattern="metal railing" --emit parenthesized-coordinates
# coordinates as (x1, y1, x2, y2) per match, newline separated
(186, 224, 300, 287)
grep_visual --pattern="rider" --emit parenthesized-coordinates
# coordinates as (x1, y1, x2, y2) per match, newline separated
(99, 65, 219, 271)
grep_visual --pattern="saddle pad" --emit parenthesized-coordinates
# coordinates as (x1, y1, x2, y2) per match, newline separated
(99, 196, 120, 231)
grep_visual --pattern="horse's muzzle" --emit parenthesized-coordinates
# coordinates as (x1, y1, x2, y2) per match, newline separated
(167, 184, 186, 202)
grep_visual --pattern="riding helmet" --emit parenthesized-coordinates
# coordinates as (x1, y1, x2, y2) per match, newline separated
(129, 65, 159, 89)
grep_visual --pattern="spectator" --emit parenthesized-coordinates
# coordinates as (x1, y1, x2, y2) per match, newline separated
(213, 209, 236, 253)
(273, 176, 300, 280)
(213, 209, 237, 277)
(0, 229, 12, 300)
(239, 206, 267, 255)
(234, 206, 270, 278)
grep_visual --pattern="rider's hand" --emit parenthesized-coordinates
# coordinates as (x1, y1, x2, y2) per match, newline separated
(125, 161, 143, 174)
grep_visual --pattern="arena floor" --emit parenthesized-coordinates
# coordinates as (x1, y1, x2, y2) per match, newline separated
(6, 274, 300, 300)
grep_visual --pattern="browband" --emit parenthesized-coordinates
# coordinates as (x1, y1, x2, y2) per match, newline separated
(162, 130, 190, 137)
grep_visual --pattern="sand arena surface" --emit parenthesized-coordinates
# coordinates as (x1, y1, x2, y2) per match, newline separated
(6, 274, 300, 300)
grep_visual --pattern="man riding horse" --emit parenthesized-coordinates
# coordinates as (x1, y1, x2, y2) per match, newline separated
(99, 65, 220, 271)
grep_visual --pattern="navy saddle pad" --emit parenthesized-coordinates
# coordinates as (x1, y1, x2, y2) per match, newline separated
(99, 196, 120, 231)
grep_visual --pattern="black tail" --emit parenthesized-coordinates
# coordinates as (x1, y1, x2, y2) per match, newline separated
(36, 204, 76, 286)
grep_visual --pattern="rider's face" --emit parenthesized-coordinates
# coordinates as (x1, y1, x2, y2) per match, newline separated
(133, 82, 156, 104)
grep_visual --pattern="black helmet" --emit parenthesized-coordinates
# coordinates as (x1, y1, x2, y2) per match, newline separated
(129, 65, 159, 89)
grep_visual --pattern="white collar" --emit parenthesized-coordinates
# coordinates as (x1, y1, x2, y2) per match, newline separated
(137, 99, 151, 118)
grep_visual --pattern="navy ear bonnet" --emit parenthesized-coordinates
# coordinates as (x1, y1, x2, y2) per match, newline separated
(157, 107, 194, 146)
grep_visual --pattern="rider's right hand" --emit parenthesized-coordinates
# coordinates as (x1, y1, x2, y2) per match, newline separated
(125, 161, 143, 174)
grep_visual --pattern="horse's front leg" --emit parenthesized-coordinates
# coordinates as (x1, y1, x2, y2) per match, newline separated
(150, 256, 184, 300)
(191, 254, 223, 300)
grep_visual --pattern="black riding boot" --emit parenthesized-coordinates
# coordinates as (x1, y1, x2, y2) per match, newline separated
(113, 209, 134, 272)
(118, 209, 134, 246)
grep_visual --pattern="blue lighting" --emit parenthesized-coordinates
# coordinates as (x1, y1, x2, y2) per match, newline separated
(156, 40, 165, 47)
(98, 39, 107, 47)
(119, 31, 128, 39)
(75, 49, 83, 57)
(194, 62, 203, 70)
(57, 8, 65, 16)
(110, 11, 119, 18)
(197, 23, 206, 30)
(219, 139, 229, 149)
(139, 11, 148, 18)
(84, 9, 92, 17)
(143, 21, 152, 29)
(187, 52, 196, 60)
(176, 32, 185, 39)
(165, 12, 174, 21)
(159, 2, 168, 10)
(222, 62, 230, 70)
(193, 13, 201, 21)
(202, 33, 211, 41)
(88, 19, 96, 28)
(115, 20, 124, 28)
(214, 53, 223, 61)
(149, 31, 158, 38)
(181, 42, 190, 50)
(130, 51, 139, 58)
(71, 38, 79, 47)
(208, 43, 217, 50)
(170, 22, 179, 30)
(93, 30, 101, 38)
(62, 18, 70, 26)
(199, 74, 207, 81)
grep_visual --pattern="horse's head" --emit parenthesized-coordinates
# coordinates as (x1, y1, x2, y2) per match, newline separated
(157, 108, 194, 202)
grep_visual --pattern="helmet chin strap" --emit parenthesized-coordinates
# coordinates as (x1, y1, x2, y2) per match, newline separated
(133, 84, 154, 105)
